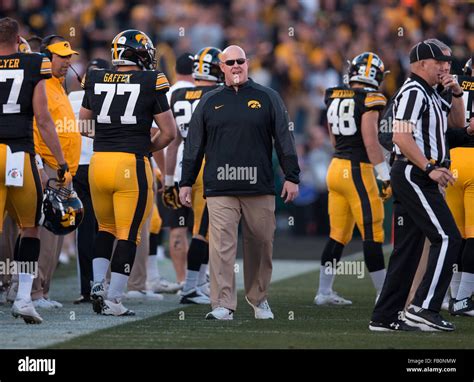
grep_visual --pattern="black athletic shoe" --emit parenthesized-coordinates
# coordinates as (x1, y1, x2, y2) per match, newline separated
(369, 319, 420, 332)
(405, 305, 455, 332)
(449, 297, 474, 317)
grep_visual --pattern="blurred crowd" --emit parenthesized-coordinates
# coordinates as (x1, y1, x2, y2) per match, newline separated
(1, 0, 472, 235)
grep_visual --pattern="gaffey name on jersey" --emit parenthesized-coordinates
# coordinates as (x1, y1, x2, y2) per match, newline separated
(102, 73, 131, 83)
(0, 58, 20, 68)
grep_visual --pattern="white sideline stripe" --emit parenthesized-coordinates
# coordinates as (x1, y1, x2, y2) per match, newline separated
(405, 165, 448, 309)
(0, 248, 379, 349)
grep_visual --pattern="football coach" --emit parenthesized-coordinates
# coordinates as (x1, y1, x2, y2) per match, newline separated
(370, 40, 465, 332)
(179, 45, 300, 320)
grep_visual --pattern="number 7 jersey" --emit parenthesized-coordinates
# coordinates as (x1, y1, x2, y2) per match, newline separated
(82, 69, 170, 156)
(0, 52, 52, 153)
(325, 86, 386, 163)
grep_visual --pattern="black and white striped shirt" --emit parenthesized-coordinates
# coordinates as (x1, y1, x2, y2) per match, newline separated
(393, 73, 451, 163)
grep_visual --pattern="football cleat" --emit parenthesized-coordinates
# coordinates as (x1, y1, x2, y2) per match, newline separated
(314, 291, 352, 306)
(205, 307, 233, 320)
(101, 299, 135, 316)
(91, 281, 106, 314)
(405, 304, 455, 332)
(180, 288, 210, 305)
(12, 299, 43, 324)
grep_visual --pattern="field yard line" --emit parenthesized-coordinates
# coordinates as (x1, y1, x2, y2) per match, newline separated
(0, 246, 380, 349)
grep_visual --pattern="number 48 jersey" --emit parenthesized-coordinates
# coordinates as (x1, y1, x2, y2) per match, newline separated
(325, 86, 386, 163)
(82, 69, 170, 156)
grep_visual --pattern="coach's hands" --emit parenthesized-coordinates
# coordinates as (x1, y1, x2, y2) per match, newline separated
(57, 162, 72, 186)
(162, 183, 182, 209)
(281, 181, 299, 203)
(380, 180, 392, 201)
(179, 186, 192, 208)
(429, 167, 455, 188)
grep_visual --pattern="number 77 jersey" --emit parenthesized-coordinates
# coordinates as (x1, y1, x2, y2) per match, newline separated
(325, 86, 386, 163)
(82, 69, 170, 156)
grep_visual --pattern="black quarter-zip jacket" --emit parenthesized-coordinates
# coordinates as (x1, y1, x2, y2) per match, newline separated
(180, 78, 300, 197)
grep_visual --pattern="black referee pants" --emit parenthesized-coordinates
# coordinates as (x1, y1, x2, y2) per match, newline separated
(372, 161, 461, 323)
(73, 165, 98, 296)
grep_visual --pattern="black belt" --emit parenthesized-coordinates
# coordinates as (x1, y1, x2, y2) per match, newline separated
(394, 155, 450, 168)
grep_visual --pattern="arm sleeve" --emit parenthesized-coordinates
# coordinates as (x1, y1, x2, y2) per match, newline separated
(268, 89, 300, 184)
(394, 88, 426, 124)
(179, 97, 207, 187)
(153, 72, 171, 114)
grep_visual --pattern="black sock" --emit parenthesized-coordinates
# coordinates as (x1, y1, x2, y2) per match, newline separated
(187, 238, 208, 271)
(93, 231, 115, 261)
(321, 238, 344, 267)
(149, 233, 159, 256)
(363, 240, 385, 272)
(110, 240, 137, 276)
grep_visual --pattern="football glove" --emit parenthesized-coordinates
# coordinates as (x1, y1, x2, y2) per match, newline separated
(380, 180, 392, 202)
(162, 183, 182, 209)
(57, 163, 72, 185)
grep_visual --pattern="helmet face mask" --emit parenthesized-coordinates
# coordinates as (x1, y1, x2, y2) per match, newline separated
(42, 179, 84, 235)
(348, 52, 386, 88)
(193, 47, 224, 83)
(111, 30, 156, 70)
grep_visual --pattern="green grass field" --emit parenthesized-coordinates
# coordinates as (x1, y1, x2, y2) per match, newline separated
(51, 268, 474, 349)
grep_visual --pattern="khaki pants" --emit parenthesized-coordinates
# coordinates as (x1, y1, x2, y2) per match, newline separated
(0, 215, 19, 286)
(207, 195, 275, 311)
(31, 164, 68, 300)
(127, 216, 150, 291)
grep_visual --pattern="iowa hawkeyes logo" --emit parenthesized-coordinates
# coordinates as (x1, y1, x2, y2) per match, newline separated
(60, 207, 76, 228)
(248, 100, 261, 109)
(135, 33, 148, 46)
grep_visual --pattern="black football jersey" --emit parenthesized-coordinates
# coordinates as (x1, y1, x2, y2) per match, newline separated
(0, 53, 52, 153)
(449, 75, 474, 148)
(325, 86, 387, 163)
(170, 84, 220, 139)
(82, 69, 170, 156)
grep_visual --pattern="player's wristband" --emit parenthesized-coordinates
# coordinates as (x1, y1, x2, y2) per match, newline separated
(452, 91, 463, 98)
(165, 175, 175, 187)
(375, 162, 390, 182)
(35, 154, 44, 170)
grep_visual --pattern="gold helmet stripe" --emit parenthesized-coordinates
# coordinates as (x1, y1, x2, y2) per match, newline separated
(199, 47, 212, 73)
(364, 53, 373, 77)
(113, 31, 125, 60)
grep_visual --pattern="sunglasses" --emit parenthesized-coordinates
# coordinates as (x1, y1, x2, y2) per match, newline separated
(224, 58, 247, 66)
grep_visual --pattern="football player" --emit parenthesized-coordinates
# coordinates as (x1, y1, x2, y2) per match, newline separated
(163, 47, 223, 304)
(314, 52, 390, 305)
(446, 57, 474, 316)
(0, 17, 68, 324)
(79, 29, 176, 316)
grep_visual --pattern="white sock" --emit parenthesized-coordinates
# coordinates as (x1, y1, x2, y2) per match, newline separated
(450, 271, 462, 298)
(456, 272, 474, 300)
(147, 255, 160, 282)
(183, 270, 199, 293)
(93, 258, 110, 283)
(369, 269, 386, 294)
(318, 266, 335, 295)
(198, 264, 208, 285)
(108, 272, 129, 302)
(17, 273, 34, 301)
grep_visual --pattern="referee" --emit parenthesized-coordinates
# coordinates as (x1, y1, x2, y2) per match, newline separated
(370, 40, 465, 332)
(179, 45, 300, 320)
